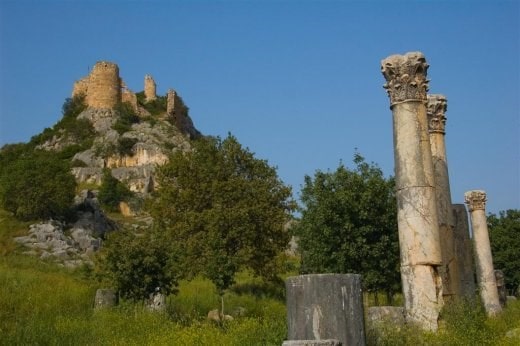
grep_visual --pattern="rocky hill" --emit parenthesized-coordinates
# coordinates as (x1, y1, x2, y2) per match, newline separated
(3, 61, 202, 267)
(38, 61, 201, 196)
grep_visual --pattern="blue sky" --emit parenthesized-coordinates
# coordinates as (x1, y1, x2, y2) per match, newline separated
(0, 0, 518, 214)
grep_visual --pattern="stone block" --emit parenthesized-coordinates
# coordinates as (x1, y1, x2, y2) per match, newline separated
(94, 289, 118, 309)
(286, 274, 365, 346)
(282, 340, 342, 346)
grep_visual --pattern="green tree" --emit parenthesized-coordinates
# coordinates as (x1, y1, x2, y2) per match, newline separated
(97, 169, 134, 212)
(97, 227, 180, 301)
(488, 209, 520, 295)
(0, 150, 76, 220)
(149, 134, 295, 294)
(293, 153, 400, 299)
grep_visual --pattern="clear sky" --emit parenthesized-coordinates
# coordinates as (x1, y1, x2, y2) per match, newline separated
(0, 0, 518, 214)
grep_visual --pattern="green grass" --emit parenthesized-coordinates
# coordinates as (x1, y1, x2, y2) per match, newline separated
(1, 209, 519, 345)
(367, 298, 520, 345)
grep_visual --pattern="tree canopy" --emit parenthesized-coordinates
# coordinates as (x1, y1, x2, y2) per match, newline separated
(0, 149, 76, 221)
(149, 134, 295, 293)
(488, 209, 520, 295)
(293, 153, 400, 296)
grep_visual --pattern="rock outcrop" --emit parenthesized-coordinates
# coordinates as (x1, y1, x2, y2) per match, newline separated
(14, 191, 116, 268)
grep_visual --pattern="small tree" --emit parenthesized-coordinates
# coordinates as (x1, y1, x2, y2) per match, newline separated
(294, 153, 400, 301)
(488, 209, 520, 295)
(149, 134, 295, 301)
(97, 227, 180, 301)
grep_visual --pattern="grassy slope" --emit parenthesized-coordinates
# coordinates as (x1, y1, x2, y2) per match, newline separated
(0, 209, 286, 345)
(1, 209, 519, 345)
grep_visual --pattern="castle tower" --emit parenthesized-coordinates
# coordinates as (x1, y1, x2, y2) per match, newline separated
(144, 74, 157, 102)
(166, 88, 176, 115)
(86, 61, 121, 109)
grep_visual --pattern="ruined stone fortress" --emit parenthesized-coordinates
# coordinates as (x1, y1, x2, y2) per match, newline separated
(72, 61, 192, 134)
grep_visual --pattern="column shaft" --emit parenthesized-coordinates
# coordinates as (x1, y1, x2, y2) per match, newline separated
(465, 191, 501, 315)
(427, 95, 461, 299)
(382, 52, 443, 330)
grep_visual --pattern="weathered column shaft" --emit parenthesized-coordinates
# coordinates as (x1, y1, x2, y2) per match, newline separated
(285, 274, 365, 346)
(465, 190, 502, 315)
(452, 204, 477, 298)
(427, 94, 460, 298)
(382, 52, 443, 330)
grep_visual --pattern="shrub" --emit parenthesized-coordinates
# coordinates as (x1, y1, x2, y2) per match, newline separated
(97, 169, 134, 212)
(112, 102, 140, 135)
(117, 137, 138, 156)
(97, 227, 181, 301)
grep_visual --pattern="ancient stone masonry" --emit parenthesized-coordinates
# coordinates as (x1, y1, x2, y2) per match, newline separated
(381, 52, 443, 330)
(452, 204, 477, 298)
(285, 274, 365, 346)
(427, 94, 461, 299)
(144, 74, 157, 102)
(464, 190, 502, 315)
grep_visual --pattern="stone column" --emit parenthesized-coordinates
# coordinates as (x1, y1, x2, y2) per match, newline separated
(285, 274, 365, 345)
(427, 94, 461, 299)
(381, 52, 443, 330)
(452, 204, 477, 298)
(464, 190, 502, 315)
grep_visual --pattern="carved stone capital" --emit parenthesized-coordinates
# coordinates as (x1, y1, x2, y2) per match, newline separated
(381, 52, 429, 107)
(464, 190, 487, 212)
(427, 94, 447, 134)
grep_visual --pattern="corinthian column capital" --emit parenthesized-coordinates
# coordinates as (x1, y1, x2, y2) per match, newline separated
(464, 190, 487, 212)
(381, 52, 430, 107)
(427, 94, 447, 134)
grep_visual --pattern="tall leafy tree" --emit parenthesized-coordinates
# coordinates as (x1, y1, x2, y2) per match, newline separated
(294, 153, 400, 299)
(0, 149, 76, 220)
(149, 134, 295, 294)
(488, 209, 520, 295)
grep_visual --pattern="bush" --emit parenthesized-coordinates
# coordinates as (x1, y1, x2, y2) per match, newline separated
(112, 102, 140, 135)
(97, 227, 180, 301)
(97, 169, 134, 212)
(117, 137, 138, 156)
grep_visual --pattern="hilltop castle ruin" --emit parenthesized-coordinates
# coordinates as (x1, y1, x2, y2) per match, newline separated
(72, 61, 197, 137)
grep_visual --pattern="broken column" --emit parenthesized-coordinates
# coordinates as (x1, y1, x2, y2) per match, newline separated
(464, 190, 502, 315)
(427, 94, 461, 299)
(452, 204, 477, 298)
(381, 52, 443, 330)
(285, 274, 365, 345)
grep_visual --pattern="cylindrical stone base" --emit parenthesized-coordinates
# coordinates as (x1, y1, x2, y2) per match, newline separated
(286, 274, 365, 346)
(282, 341, 341, 346)
(400, 265, 442, 330)
(94, 288, 118, 309)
